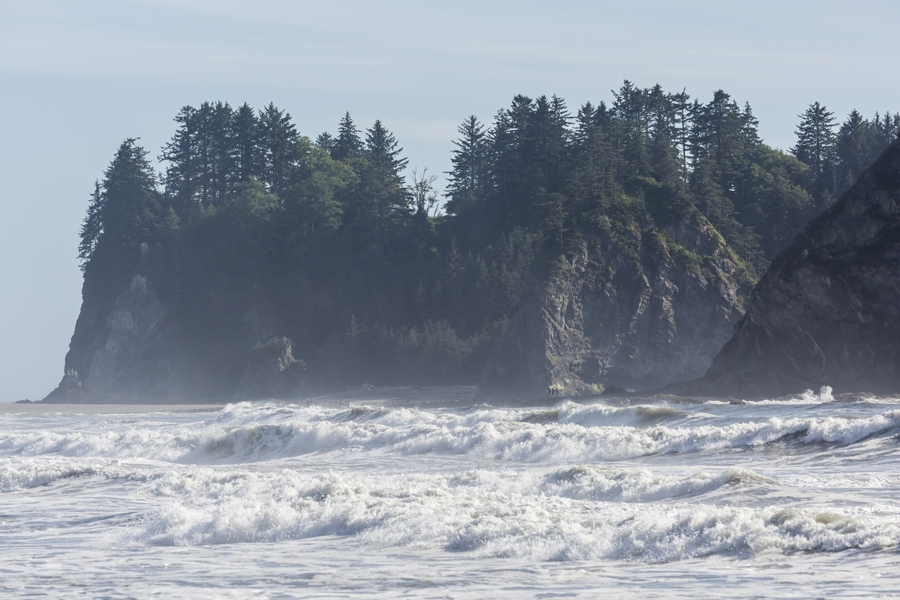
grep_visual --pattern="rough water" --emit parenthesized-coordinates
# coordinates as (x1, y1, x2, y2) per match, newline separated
(2, 388, 900, 598)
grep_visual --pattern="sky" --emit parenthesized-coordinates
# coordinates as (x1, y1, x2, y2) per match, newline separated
(1, 0, 898, 402)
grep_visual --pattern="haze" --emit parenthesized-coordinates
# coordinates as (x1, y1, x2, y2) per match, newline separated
(1, 0, 898, 402)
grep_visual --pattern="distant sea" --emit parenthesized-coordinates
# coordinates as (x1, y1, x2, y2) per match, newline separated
(2, 387, 899, 598)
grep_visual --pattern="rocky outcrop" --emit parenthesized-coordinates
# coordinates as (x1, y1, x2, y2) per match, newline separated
(44, 275, 175, 403)
(234, 337, 306, 399)
(43, 272, 296, 403)
(481, 220, 746, 396)
(683, 139, 900, 397)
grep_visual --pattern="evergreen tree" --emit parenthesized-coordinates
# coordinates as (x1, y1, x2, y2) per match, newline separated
(258, 103, 300, 199)
(332, 112, 363, 161)
(192, 102, 215, 207)
(359, 120, 409, 256)
(836, 110, 874, 188)
(206, 101, 234, 207)
(791, 102, 836, 203)
(740, 102, 760, 148)
(572, 101, 614, 219)
(487, 105, 518, 231)
(96, 139, 163, 272)
(315, 131, 335, 153)
(231, 102, 260, 185)
(544, 95, 572, 193)
(160, 102, 236, 212)
(647, 87, 678, 185)
(78, 181, 104, 270)
(612, 80, 649, 180)
(160, 105, 200, 218)
(445, 116, 488, 217)
(693, 90, 746, 194)
(670, 90, 691, 188)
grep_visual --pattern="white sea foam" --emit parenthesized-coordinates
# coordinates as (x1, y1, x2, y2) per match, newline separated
(0, 458, 102, 492)
(1, 401, 898, 465)
(746, 385, 836, 405)
(129, 465, 899, 561)
(3, 399, 900, 597)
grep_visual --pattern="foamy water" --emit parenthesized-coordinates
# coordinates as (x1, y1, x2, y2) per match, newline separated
(2, 388, 900, 597)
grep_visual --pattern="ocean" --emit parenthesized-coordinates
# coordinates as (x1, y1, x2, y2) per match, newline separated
(2, 387, 899, 598)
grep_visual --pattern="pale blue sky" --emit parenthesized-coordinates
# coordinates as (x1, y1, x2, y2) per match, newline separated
(1, 0, 898, 401)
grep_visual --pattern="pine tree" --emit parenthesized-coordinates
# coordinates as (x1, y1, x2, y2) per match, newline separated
(692, 90, 746, 198)
(872, 111, 900, 155)
(572, 101, 613, 217)
(545, 95, 572, 193)
(360, 120, 409, 255)
(445, 116, 488, 217)
(258, 103, 300, 199)
(231, 102, 260, 185)
(207, 101, 234, 207)
(316, 131, 335, 153)
(612, 80, 649, 179)
(193, 102, 215, 207)
(791, 102, 836, 203)
(160, 102, 235, 212)
(97, 139, 163, 271)
(160, 105, 200, 218)
(647, 87, 678, 185)
(670, 90, 691, 189)
(332, 112, 363, 161)
(740, 102, 760, 148)
(836, 110, 874, 188)
(78, 181, 104, 270)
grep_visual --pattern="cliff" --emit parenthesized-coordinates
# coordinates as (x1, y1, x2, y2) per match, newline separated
(44, 213, 749, 403)
(685, 139, 900, 397)
(480, 219, 747, 396)
(42, 269, 305, 403)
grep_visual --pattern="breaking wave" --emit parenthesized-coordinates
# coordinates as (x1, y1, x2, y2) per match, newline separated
(127, 466, 899, 561)
(1, 401, 899, 465)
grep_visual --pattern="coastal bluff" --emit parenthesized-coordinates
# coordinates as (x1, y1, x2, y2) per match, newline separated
(683, 139, 900, 397)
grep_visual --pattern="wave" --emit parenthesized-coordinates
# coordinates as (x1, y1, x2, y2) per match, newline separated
(730, 386, 836, 406)
(129, 466, 899, 561)
(1, 402, 898, 465)
(0, 459, 102, 492)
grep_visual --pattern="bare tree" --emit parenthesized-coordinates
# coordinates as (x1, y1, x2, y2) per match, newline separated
(408, 166, 442, 217)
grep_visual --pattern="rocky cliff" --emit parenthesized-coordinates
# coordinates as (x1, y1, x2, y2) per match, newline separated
(480, 219, 747, 396)
(684, 139, 900, 397)
(42, 269, 306, 403)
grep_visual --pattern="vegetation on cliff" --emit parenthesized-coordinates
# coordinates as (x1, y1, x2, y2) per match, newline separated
(71, 84, 898, 391)
(689, 138, 900, 397)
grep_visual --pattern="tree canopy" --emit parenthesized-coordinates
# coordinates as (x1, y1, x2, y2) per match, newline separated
(77, 87, 898, 384)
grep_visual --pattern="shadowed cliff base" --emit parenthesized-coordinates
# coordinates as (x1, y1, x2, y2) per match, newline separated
(670, 138, 900, 398)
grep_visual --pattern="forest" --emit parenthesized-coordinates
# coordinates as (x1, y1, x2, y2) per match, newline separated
(75, 82, 900, 386)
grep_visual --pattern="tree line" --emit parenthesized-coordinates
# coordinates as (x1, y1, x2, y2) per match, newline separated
(75, 84, 898, 384)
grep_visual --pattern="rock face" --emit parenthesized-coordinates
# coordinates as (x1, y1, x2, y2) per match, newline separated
(44, 275, 176, 403)
(234, 337, 306, 399)
(480, 221, 746, 396)
(43, 272, 295, 403)
(689, 139, 900, 397)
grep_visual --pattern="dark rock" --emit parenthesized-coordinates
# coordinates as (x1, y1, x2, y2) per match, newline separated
(599, 386, 629, 397)
(480, 219, 746, 397)
(682, 139, 900, 397)
(234, 337, 307, 399)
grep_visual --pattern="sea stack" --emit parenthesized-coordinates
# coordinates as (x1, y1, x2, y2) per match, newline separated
(689, 138, 900, 397)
